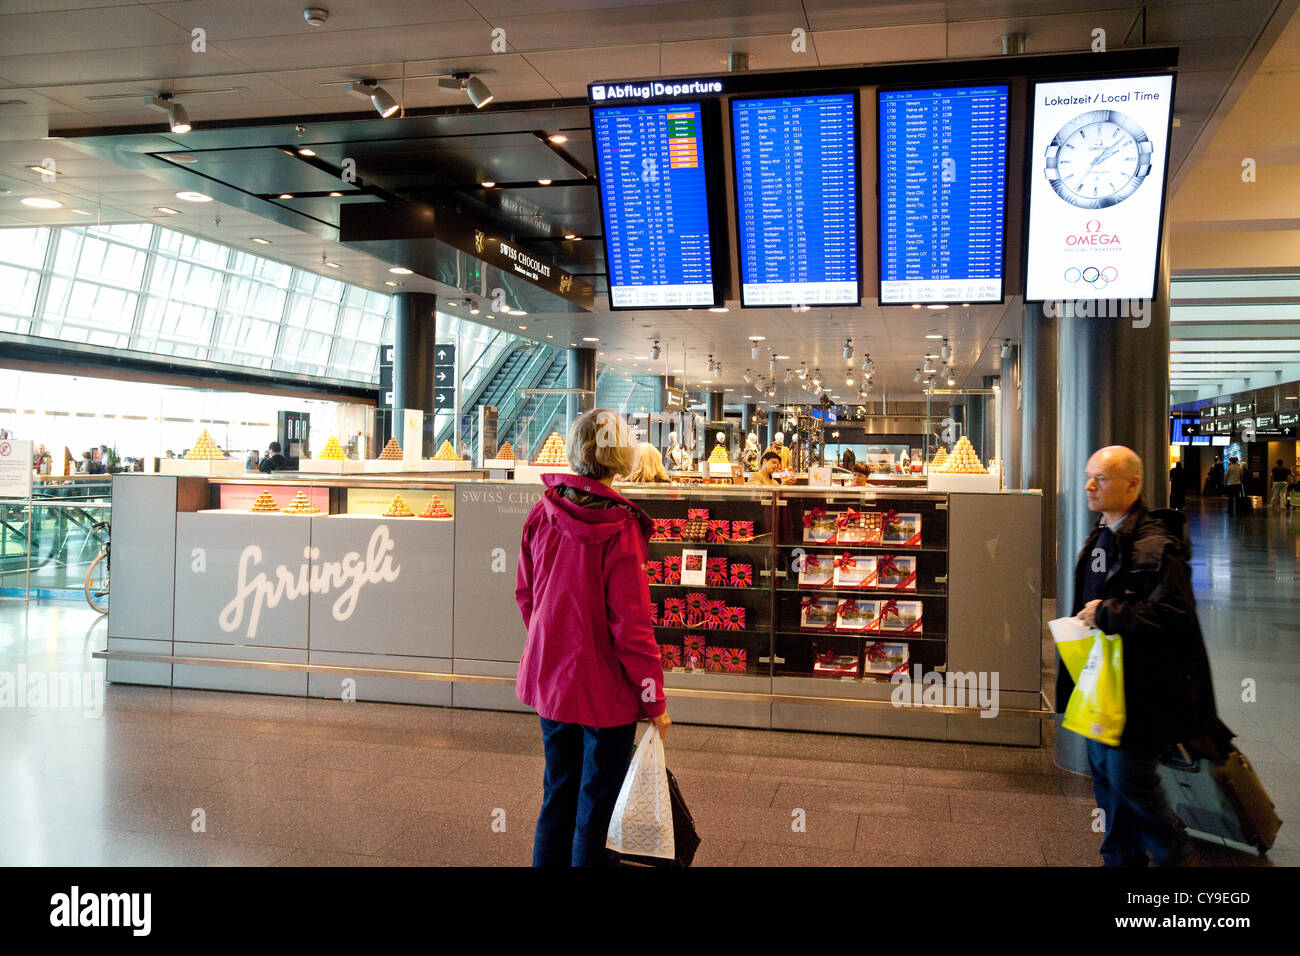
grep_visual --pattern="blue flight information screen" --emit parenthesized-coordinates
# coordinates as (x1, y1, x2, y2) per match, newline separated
(593, 101, 716, 308)
(731, 92, 859, 307)
(878, 85, 1008, 304)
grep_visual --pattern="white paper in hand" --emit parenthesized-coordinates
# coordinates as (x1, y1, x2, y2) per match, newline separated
(605, 724, 675, 859)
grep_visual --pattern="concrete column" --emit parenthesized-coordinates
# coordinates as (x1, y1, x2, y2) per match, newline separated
(707, 391, 724, 423)
(392, 292, 437, 455)
(566, 346, 596, 429)
(1000, 344, 1022, 488)
(1021, 303, 1058, 596)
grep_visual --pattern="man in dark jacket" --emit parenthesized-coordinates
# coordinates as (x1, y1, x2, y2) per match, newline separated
(258, 441, 289, 473)
(1067, 445, 1226, 867)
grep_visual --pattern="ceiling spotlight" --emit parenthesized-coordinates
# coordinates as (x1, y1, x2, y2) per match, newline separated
(650, 339, 660, 360)
(564, 233, 577, 240)
(751, 342, 760, 359)
(743, 370, 752, 384)
(346, 80, 400, 118)
(440, 72, 494, 109)
(798, 362, 807, 379)
(384, 280, 398, 287)
(537, 178, 552, 186)
(914, 369, 923, 384)
(1000, 339, 1012, 359)
(940, 340, 951, 361)
(843, 338, 853, 360)
(469, 300, 480, 315)
(388, 266, 413, 275)
(481, 180, 496, 188)
(583, 337, 599, 343)
(548, 133, 568, 144)
(709, 306, 729, 313)
(947, 374, 956, 386)
(324, 261, 340, 269)
(846, 374, 854, 386)
(922, 358, 935, 374)
(784, 369, 792, 383)
(706, 354, 714, 373)
(149, 94, 191, 133)
(279, 193, 294, 199)
(175, 191, 211, 202)
(154, 206, 180, 215)
(328, 191, 342, 197)
(297, 148, 316, 157)
(304, 8, 329, 27)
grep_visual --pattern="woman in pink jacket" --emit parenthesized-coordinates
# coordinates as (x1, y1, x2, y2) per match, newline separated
(516, 408, 671, 867)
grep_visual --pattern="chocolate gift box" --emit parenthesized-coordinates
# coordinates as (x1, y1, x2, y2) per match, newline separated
(881, 511, 923, 547)
(651, 518, 670, 541)
(729, 520, 755, 542)
(721, 647, 747, 673)
(661, 597, 686, 627)
(703, 598, 728, 629)
(863, 641, 910, 675)
(813, 651, 860, 678)
(665, 518, 686, 540)
(797, 552, 835, 588)
(659, 643, 681, 670)
(800, 596, 838, 629)
(686, 508, 710, 522)
(801, 506, 838, 544)
(722, 606, 746, 630)
(729, 562, 753, 588)
(832, 552, 876, 589)
(684, 592, 708, 626)
(834, 508, 884, 545)
(706, 519, 730, 543)
(649, 602, 659, 626)
(683, 633, 706, 668)
(878, 599, 924, 632)
(835, 598, 879, 632)
(703, 646, 728, 671)
(874, 555, 918, 591)
(706, 556, 729, 587)
(662, 555, 682, 585)
(646, 560, 664, 584)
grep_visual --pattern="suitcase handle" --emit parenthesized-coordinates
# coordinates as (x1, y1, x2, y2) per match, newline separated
(1160, 743, 1202, 772)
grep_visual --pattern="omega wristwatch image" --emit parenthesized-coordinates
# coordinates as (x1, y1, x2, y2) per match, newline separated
(1043, 109, 1154, 209)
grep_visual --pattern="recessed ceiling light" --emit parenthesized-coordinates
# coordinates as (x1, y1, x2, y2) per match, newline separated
(925, 333, 944, 339)
(447, 300, 459, 307)
(564, 233, 576, 240)
(298, 148, 316, 157)
(775, 354, 790, 359)
(537, 178, 552, 185)
(911, 304, 922, 310)
(518, 324, 527, 330)
(384, 280, 398, 286)
(389, 267, 413, 275)
(170, 155, 198, 164)
(598, 351, 605, 356)
(961, 302, 970, 307)
(250, 237, 270, 244)
(154, 206, 180, 215)
(328, 191, 342, 197)
(548, 133, 568, 144)
(673, 368, 685, 373)
(26, 165, 58, 176)
(927, 304, 949, 310)
(749, 335, 765, 341)
(635, 355, 648, 360)
(709, 307, 729, 313)
(69, 209, 91, 216)
(546, 334, 554, 339)
(514, 310, 527, 316)
(278, 193, 294, 199)
(21, 197, 62, 208)
(175, 190, 212, 202)
(582, 337, 599, 342)
(324, 261, 340, 269)
(570, 342, 577, 346)
(481, 180, 496, 188)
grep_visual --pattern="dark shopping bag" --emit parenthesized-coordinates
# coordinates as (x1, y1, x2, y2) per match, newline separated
(615, 769, 702, 867)
(1157, 745, 1282, 855)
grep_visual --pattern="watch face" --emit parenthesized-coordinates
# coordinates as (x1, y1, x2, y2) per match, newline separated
(1045, 109, 1154, 209)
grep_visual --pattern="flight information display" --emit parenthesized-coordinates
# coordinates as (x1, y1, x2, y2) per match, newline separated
(878, 84, 1009, 304)
(731, 92, 860, 307)
(592, 101, 717, 308)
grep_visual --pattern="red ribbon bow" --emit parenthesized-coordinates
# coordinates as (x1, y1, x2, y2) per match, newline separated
(833, 552, 856, 570)
(836, 507, 862, 529)
(865, 642, 887, 662)
(837, 599, 858, 617)
(802, 506, 827, 529)
(881, 509, 898, 529)
(876, 555, 901, 578)
(880, 599, 900, 618)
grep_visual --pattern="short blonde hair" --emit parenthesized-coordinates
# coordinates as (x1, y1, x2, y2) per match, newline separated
(567, 408, 636, 480)
(624, 442, 670, 483)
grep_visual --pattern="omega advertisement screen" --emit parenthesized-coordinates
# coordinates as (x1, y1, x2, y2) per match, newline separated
(1024, 73, 1174, 301)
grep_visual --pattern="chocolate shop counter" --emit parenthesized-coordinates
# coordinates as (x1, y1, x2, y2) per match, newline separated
(98, 475, 1048, 744)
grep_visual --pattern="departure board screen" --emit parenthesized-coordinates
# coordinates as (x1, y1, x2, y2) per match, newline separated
(592, 101, 718, 308)
(878, 84, 1009, 304)
(731, 92, 860, 307)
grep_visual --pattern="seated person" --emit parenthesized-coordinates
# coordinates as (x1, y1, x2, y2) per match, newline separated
(749, 450, 795, 485)
(259, 441, 289, 473)
(623, 443, 671, 483)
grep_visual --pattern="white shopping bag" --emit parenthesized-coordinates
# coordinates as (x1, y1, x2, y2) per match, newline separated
(605, 724, 675, 859)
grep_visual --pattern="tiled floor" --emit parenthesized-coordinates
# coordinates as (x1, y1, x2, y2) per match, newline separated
(0, 499, 1295, 866)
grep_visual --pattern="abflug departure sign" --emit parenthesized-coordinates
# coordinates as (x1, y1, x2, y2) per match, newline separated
(590, 78, 723, 102)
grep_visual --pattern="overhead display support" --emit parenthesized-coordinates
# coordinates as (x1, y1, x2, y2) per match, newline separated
(1024, 73, 1175, 302)
(877, 84, 1009, 305)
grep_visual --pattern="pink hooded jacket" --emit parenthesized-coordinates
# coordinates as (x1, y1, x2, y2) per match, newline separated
(515, 472, 667, 727)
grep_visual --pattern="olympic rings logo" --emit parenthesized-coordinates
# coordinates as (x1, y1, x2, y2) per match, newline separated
(1064, 265, 1118, 289)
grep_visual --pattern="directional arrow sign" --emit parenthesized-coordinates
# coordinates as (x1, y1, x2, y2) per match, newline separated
(434, 345, 455, 366)
(434, 387, 455, 408)
(436, 370, 448, 383)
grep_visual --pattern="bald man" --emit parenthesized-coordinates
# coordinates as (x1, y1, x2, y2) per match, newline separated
(1068, 445, 1227, 867)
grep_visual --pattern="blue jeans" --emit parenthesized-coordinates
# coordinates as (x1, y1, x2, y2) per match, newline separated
(534, 718, 637, 867)
(1087, 739, 1190, 866)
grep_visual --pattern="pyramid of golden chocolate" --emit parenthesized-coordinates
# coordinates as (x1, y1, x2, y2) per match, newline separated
(938, 436, 988, 474)
(318, 436, 346, 461)
(383, 493, 414, 517)
(282, 490, 320, 514)
(433, 439, 459, 461)
(184, 430, 225, 460)
(707, 444, 730, 464)
(378, 437, 403, 460)
(533, 433, 567, 466)
(495, 441, 515, 461)
(420, 496, 451, 519)
(250, 490, 279, 513)
(929, 446, 949, 469)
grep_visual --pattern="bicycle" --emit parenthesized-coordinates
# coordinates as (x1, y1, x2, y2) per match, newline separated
(85, 519, 110, 614)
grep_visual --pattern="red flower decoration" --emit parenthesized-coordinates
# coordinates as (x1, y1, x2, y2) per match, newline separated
(703, 599, 727, 629)
(651, 518, 670, 540)
(706, 556, 729, 586)
(706, 519, 730, 543)
(665, 518, 686, 540)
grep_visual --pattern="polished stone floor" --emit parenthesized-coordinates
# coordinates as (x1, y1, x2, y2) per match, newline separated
(0, 500, 1294, 866)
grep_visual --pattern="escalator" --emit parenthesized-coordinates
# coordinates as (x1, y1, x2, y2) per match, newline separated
(436, 342, 566, 460)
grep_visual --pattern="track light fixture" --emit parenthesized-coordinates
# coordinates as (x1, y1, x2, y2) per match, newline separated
(784, 368, 792, 384)
(914, 368, 923, 384)
(346, 80, 400, 118)
(469, 299, 480, 315)
(922, 357, 935, 374)
(650, 339, 660, 360)
(743, 370, 753, 384)
(1000, 339, 1012, 359)
(798, 362, 808, 379)
(940, 339, 951, 362)
(706, 354, 715, 373)
(843, 337, 853, 360)
(439, 72, 494, 109)
(751, 342, 760, 359)
(947, 374, 956, 386)
(148, 94, 191, 133)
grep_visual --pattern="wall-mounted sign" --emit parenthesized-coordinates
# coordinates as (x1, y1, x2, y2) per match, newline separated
(1255, 415, 1274, 428)
(1215, 420, 1232, 435)
(589, 78, 724, 103)
(1236, 402, 1253, 414)
(1215, 405, 1231, 418)
(1025, 73, 1175, 301)
(0, 439, 33, 498)
(1279, 412, 1298, 427)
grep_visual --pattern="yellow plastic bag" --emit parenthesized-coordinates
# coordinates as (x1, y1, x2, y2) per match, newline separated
(1049, 617, 1126, 746)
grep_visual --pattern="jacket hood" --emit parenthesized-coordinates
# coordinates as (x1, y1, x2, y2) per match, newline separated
(538, 472, 653, 543)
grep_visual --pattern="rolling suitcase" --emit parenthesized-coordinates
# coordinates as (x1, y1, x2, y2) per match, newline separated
(1157, 746, 1282, 855)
